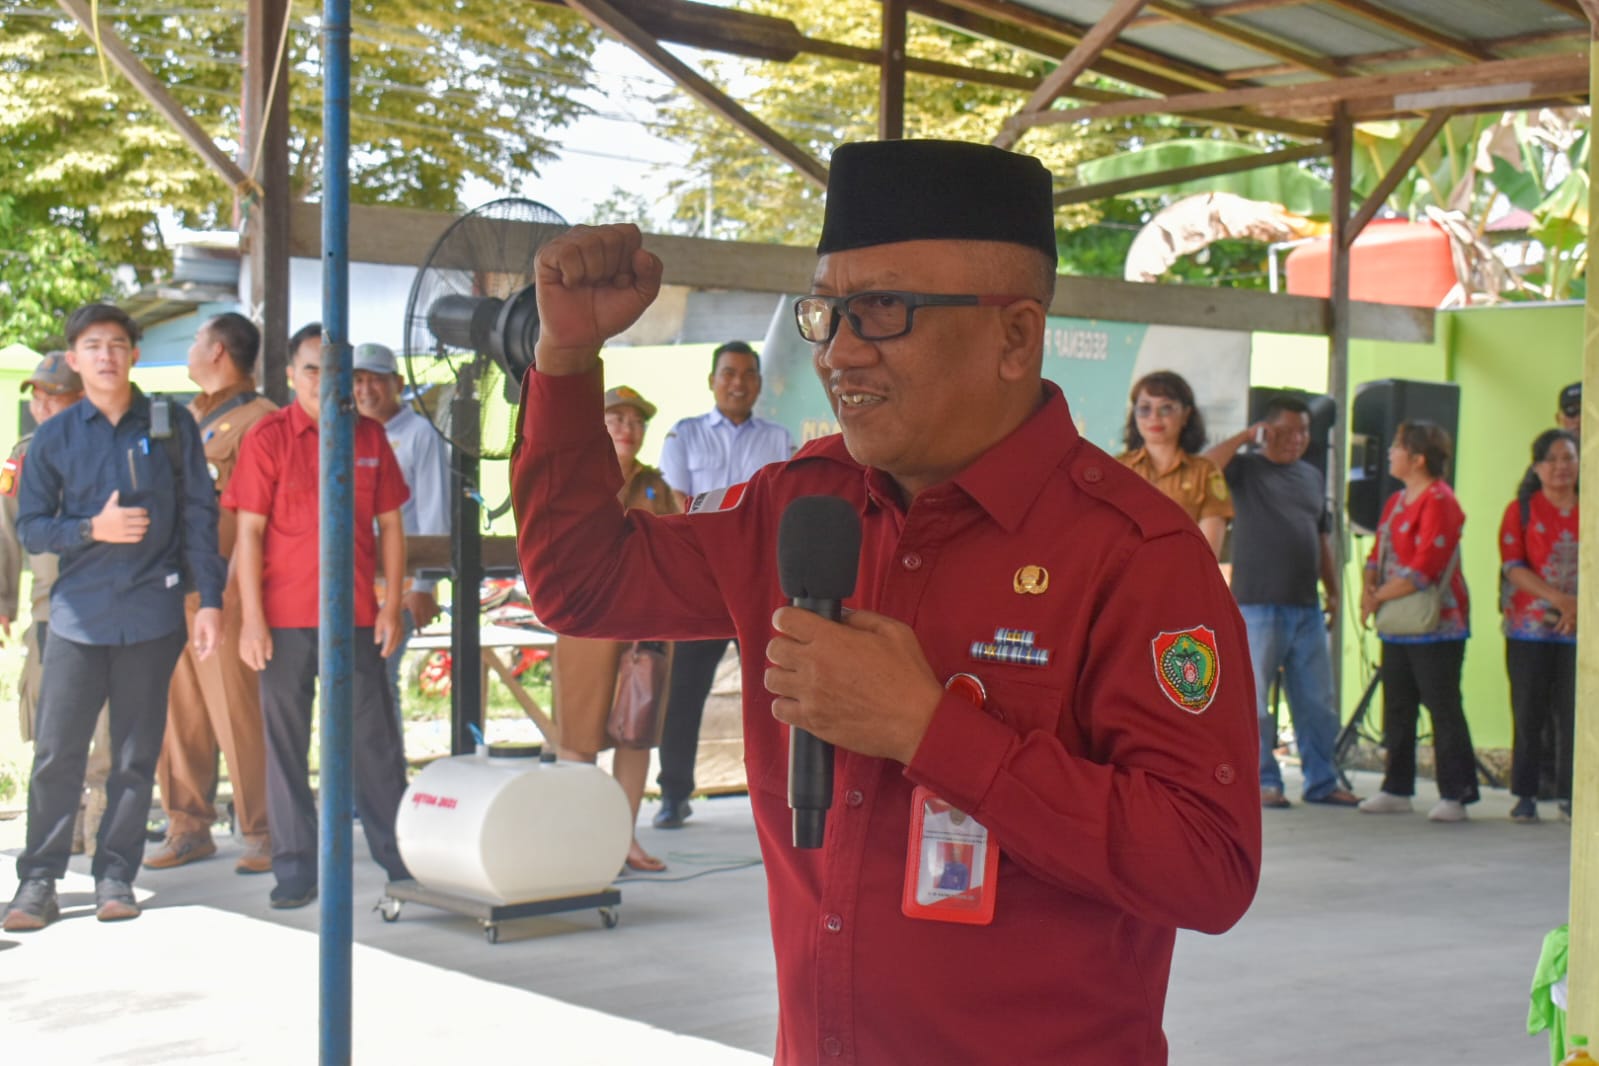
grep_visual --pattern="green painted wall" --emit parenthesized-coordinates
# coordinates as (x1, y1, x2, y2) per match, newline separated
(1253, 303, 1584, 750)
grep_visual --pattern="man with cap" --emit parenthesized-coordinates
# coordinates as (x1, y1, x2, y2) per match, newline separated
(4, 303, 226, 931)
(0, 353, 108, 857)
(147, 312, 279, 874)
(351, 342, 449, 720)
(1558, 381, 1581, 439)
(511, 142, 1260, 1061)
(654, 341, 794, 828)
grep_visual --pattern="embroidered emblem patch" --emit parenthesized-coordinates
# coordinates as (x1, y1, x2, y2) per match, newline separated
(1150, 626, 1220, 714)
(0, 455, 19, 497)
(687, 481, 747, 515)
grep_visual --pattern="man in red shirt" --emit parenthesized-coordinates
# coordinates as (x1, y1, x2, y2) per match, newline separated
(225, 323, 412, 909)
(513, 142, 1260, 1063)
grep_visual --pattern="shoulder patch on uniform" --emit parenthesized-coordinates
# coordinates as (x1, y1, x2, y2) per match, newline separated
(0, 454, 21, 497)
(1208, 472, 1229, 501)
(1151, 626, 1220, 715)
(687, 482, 747, 515)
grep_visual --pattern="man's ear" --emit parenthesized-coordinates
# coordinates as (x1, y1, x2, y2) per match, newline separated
(995, 299, 1046, 384)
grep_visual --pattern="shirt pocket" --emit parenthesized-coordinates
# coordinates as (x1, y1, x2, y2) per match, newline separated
(977, 672, 1073, 749)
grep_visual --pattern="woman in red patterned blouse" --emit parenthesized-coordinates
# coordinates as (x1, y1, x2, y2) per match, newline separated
(1499, 428, 1578, 824)
(1357, 420, 1477, 823)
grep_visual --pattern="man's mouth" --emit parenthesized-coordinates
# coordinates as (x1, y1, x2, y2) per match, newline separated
(838, 393, 884, 408)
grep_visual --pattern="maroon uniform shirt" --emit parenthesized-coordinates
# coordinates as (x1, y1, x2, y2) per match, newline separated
(512, 366, 1260, 1065)
(223, 403, 409, 628)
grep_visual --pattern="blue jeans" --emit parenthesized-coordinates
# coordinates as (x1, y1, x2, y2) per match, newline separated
(1241, 604, 1342, 799)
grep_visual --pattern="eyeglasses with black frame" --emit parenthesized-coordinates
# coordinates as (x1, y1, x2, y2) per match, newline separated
(793, 290, 1029, 344)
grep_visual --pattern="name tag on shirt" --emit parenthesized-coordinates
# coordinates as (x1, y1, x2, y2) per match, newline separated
(901, 785, 999, 926)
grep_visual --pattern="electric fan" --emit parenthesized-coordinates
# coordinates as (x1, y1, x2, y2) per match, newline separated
(402, 196, 570, 460)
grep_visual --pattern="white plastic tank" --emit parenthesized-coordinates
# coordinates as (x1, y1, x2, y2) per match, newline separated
(396, 747, 632, 904)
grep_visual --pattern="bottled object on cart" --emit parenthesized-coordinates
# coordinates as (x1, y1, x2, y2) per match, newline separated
(396, 750, 631, 904)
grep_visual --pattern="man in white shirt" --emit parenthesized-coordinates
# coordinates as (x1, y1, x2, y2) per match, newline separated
(653, 341, 793, 827)
(353, 343, 450, 718)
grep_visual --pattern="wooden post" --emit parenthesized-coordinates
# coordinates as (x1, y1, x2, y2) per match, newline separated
(880, 0, 907, 140)
(1567, 6, 1599, 1040)
(1327, 103, 1353, 712)
(243, 0, 292, 406)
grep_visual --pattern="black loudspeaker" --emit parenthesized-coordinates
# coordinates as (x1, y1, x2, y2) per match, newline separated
(1247, 387, 1336, 484)
(1347, 378, 1460, 535)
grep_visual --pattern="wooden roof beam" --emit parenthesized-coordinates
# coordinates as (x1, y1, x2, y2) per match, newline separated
(1226, 28, 1587, 80)
(993, 0, 1153, 149)
(917, 0, 1239, 92)
(55, 0, 253, 196)
(1147, 0, 1345, 78)
(1008, 51, 1589, 127)
(1344, 108, 1455, 244)
(1052, 140, 1329, 206)
(563, 0, 827, 188)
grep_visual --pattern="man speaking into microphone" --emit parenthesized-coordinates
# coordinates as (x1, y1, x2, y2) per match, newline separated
(512, 140, 1260, 1064)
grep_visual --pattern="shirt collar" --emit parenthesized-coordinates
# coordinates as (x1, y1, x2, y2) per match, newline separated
(287, 401, 319, 436)
(76, 385, 147, 424)
(192, 380, 255, 418)
(706, 407, 755, 430)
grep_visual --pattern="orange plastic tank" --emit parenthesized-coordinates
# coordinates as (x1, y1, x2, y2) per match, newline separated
(1285, 219, 1457, 308)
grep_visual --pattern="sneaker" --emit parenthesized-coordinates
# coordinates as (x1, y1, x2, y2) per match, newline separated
(145, 832, 218, 870)
(1509, 797, 1540, 824)
(269, 881, 318, 910)
(2, 879, 59, 932)
(1427, 799, 1468, 823)
(95, 879, 141, 922)
(1358, 791, 1413, 814)
(235, 837, 272, 876)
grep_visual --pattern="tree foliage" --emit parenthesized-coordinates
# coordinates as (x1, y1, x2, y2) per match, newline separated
(646, 0, 1208, 246)
(0, 0, 600, 309)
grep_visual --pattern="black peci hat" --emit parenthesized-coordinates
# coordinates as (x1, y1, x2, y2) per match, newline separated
(1559, 381, 1581, 417)
(817, 140, 1057, 261)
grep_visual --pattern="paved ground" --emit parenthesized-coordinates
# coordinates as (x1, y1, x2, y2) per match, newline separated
(0, 767, 1577, 1064)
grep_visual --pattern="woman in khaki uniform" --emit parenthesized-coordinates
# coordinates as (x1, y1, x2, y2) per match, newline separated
(552, 385, 677, 872)
(1116, 370, 1233, 558)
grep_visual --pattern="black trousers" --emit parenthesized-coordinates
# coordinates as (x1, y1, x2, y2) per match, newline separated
(17, 629, 186, 884)
(1379, 639, 1479, 803)
(655, 638, 733, 802)
(259, 627, 410, 888)
(1506, 638, 1576, 801)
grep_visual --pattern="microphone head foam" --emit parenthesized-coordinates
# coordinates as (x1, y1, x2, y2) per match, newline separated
(777, 496, 861, 600)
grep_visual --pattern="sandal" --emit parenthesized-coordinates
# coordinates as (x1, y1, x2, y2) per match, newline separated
(624, 844, 666, 873)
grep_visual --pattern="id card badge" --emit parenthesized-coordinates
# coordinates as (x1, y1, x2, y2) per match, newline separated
(901, 785, 1000, 925)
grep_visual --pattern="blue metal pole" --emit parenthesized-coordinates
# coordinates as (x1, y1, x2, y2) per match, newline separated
(319, 0, 354, 1061)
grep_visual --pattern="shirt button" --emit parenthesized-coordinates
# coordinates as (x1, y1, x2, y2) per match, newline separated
(823, 913, 843, 934)
(845, 789, 864, 808)
(901, 552, 922, 570)
(1083, 465, 1103, 483)
(1215, 763, 1235, 784)
(822, 1036, 843, 1057)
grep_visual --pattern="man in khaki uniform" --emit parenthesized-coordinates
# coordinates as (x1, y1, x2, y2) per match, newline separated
(0, 354, 105, 853)
(147, 314, 278, 874)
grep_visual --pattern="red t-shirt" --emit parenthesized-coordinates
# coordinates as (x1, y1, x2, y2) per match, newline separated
(1365, 480, 1470, 640)
(222, 403, 409, 628)
(1499, 492, 1579, 642)
(512, 367, 1260, 1065)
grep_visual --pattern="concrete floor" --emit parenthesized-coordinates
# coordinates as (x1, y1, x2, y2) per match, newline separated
(0, 767, 1576, 1064)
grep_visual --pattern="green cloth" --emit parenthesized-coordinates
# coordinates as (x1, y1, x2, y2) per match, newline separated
(1528, 924, 1570, 1066)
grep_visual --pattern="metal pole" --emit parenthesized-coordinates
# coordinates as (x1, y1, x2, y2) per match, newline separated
(1327, 103, 1353, 716)
(318, 0, 354, 1060)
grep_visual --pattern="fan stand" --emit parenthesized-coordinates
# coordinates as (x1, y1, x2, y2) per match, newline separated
(449, 361, 484, 755)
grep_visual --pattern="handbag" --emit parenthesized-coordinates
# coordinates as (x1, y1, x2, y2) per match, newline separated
(1375, 550, 1459, 637)
(606, 641, 671, 749)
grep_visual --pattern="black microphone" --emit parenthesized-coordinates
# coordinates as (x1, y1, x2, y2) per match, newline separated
(777, 495, 862, 849)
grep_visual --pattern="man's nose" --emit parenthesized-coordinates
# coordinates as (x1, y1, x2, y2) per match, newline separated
(817, 323, 878, 370)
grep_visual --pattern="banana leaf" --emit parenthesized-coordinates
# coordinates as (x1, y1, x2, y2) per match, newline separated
(1075, 139, 1331, 217)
